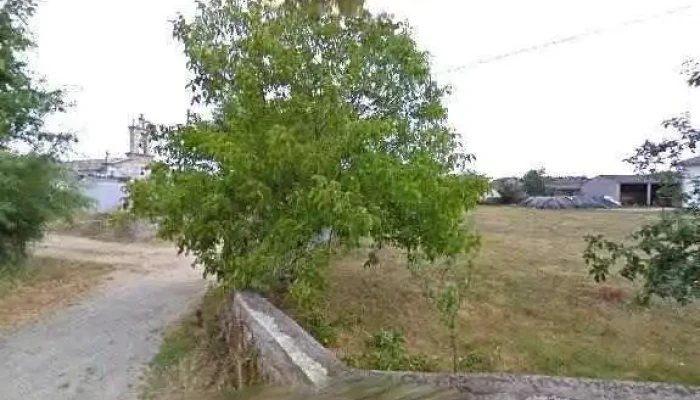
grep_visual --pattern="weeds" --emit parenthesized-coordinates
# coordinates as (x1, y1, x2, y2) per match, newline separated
(408, 253, 478, 372)
(344, 329, 436, 372)
(457, 345, 495, 373)
(151, 327, 198, 369)
(140, 286, 243, 400)
(303, 312, 338, 347)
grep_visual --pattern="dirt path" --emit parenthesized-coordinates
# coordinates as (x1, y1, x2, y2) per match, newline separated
(0, 235, 208, 400)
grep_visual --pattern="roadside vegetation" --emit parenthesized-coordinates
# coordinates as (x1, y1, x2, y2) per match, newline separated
(0, 257, 113, 328)
(51, 210, 158, 243)
(285, 207, 700, 385)
(140, 287, 240, 400)
(0, 1, 89, 276)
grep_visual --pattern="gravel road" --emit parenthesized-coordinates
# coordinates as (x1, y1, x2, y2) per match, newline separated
(0, 235, 208, 400)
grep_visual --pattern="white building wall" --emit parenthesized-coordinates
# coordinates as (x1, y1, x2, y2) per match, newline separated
(682, 165, 700, 207)
(111, 157, 151, 179)
(82, 178, 125, 212)
(580, 177, 621, 201)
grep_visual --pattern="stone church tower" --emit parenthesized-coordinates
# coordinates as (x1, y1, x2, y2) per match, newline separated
(127, 114, 151, 157)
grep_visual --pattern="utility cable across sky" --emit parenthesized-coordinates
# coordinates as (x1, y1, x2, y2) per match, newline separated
(439, 4, 694, 74)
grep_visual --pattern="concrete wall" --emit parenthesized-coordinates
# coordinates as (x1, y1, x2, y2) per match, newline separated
(81, 178, 125, 212)
(223, 292, 351, 387)
(580, 178, 620, 201)
(224, 292, 700, 399)
(682, 165, 700, 207)
(357, 371, 700, 400)
(111, 157, 150, 179)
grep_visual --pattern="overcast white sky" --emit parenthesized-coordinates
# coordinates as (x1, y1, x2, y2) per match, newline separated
(30, 0, 700, 178)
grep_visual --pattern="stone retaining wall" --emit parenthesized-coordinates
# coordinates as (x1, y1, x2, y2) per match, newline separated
(224, 291, 700, 399)
(223, 291, 350, 387)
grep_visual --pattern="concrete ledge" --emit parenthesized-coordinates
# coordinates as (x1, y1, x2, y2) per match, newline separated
(357, 370, 700, 400)
(223, 292, 700, 399)
(223, 291, 351, 387)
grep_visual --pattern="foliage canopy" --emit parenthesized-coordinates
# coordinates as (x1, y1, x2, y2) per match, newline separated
(522, 168, 550, 197)
(493, 178, 526, 204)
(0, 153, 87, 266)
(129, 0, 487, 299)
(0, 0, 72, 152)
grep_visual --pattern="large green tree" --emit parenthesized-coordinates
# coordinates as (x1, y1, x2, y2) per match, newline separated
(129, 0, 486, 303)
(584, 62, 700, 305)
(1, 0, 72, 151)
(522, 168, 549, 196)
(0, 0, 87, 267)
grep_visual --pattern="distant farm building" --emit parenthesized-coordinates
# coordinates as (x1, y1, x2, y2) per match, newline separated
(540, 175, 680, 207)
(546, 177, 589, 196)
(580, 175, 678, 207)
(680, 156, 700, 207)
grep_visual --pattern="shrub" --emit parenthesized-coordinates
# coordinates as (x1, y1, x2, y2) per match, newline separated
(522, 168, 550, 197)
(494, 178, 527, 204)
(0, 154, 88, 268)
(301, 312, 338, 347)
(345, 329, 436, 372)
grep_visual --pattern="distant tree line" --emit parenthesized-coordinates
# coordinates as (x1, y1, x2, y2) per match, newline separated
(491, 168, 565, 204)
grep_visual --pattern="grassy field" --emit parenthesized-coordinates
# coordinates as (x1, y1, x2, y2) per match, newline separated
(312, 206, 700, 385)
(0, 257, 113, 328)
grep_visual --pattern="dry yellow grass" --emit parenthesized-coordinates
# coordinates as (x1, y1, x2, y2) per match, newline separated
(0, 257, 113, 328)
(318, 207, 700, 385)
(51, 213, 159, 243)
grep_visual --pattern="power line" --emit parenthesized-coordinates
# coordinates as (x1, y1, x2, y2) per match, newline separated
(439, 4, 694, 74)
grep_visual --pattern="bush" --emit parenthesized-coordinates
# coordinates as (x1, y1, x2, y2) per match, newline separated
(584, 211, 700, 305)
(0, 154, 88, 268)
(522, 168, 550, 197)
(301, 312, 338, 347)
(344, 329, 436, 372)
(494, 178, 527, 204)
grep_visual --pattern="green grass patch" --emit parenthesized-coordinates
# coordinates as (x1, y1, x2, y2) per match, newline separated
(151, 326, 199, 369)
